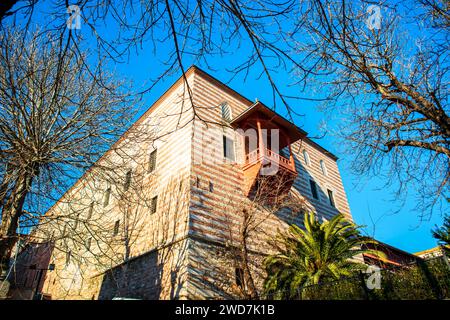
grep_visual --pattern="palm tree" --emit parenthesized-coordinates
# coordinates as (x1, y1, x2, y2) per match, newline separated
(432, 214, 450, 256)
(264, 211, 382, 299)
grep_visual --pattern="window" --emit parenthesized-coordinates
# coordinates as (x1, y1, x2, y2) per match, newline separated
(87, 202, 94, 220)
(320, 160, 328, 176)
(85, 237, 92, 251)
(309, 179, 319, 199)
(209, 181, 214, 192)
(66, 251, 71, 266)
(303, 149, 311, 166)
(327, 189, 335, 207)
(103, 186, 111, 207)
(235, 267, 244, 288)
(195, 176, 200, 188)
(73, 213, 80, 230)
(124, 170, 132, 191)
(148, 149, 157, 173)
(150, 196, 158, 214)
(221, 102, 232, 122)
(223, 135, 235, 161)
(113, 220, 120, 236)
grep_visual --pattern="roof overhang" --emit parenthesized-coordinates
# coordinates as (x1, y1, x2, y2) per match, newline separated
(230, 101, 307, 145)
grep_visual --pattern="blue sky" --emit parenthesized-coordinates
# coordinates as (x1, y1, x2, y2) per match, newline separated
(17, 1, 448, 254)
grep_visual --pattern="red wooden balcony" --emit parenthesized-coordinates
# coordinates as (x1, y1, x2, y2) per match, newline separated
(243, 147, 296, 173)
(231, 101, 306, 198)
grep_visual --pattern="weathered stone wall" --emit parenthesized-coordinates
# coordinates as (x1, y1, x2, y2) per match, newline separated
(187, 237, 266, 299)
(96, 238, 190, 300)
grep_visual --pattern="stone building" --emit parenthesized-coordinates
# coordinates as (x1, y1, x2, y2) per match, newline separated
(10, 66, 352, 299)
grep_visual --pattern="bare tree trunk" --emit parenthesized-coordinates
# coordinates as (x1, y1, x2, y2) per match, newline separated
(0, 163, 13, 211)
(0, 169, 33, 275)
(240, 209, 259, 299)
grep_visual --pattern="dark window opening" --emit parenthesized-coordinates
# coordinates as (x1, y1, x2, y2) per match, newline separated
(124, 170, 132, 191)
(86, 237, 92, 251)
(66, 251, 71, 266)
(209, 181, 214, 192)
(103, 186, 111, 207)
(150, 196, 158, 214)
(148, 149, 157, 173)
(87, 202, 94, 220)
(73, 214, 80, 230)
(309, 180, 318, 199)
(235, 267, 245, 288)
(327, 189, 335, 207)
(113, 220, 120, 236)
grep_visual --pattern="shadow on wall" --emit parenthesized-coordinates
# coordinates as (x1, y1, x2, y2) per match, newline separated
(287, 152, 340, 220)
(98, 251, 162, 300)
(97, 241, 187, 300)
(85, 175, 190, 300)
(8, 241, 54, 300)
(187, 238, 254, 300)
(256, 151, 340, 229)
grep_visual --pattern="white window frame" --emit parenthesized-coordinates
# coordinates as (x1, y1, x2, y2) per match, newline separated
(320, 160, 328, 176)
(223, 134, 236, 162)
(220, 102, 232, 122)
(326, 188, 336, 208)
(309, 179, 320, 201)
(303, 149, 311, 166)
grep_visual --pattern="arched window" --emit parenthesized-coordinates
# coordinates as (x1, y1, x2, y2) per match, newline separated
(320, 160, 328, 176)
(221, 102, 232, 122)
(302, 149, 311, 166)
